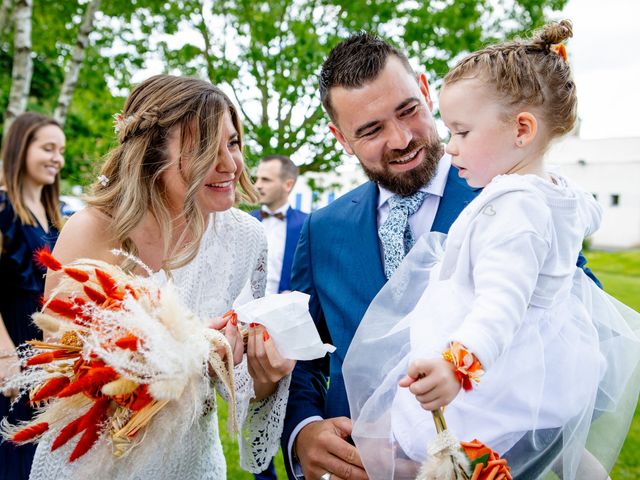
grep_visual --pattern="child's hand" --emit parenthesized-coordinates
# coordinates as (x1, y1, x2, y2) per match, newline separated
(398, 358, 461, 410)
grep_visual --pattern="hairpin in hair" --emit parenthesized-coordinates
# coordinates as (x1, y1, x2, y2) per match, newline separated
(550, 43, 567, 62)
(97, 175, 110, 187)
(113, 112, 134, 134)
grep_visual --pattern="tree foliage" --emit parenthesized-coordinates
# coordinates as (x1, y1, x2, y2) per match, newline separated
(0, 0, 569, 187)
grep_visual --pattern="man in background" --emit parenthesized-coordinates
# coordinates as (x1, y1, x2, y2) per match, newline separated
(252, 155, 307, 297)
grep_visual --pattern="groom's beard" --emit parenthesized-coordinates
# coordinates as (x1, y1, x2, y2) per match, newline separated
(361, 137, 443, 197)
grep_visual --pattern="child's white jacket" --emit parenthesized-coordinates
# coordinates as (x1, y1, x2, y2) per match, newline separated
(344, 173, 640, 480)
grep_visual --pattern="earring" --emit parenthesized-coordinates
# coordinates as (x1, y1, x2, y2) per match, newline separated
(517, 139, 523, 146)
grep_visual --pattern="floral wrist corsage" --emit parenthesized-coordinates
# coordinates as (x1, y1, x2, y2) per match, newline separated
(442, 341, 484, 391)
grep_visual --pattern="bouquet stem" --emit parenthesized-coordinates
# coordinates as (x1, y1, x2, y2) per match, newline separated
(415, 408, 470, 480)
(432, 408, 448, 433)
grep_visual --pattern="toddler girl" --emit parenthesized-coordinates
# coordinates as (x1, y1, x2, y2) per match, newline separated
(344, 20, 640, 480)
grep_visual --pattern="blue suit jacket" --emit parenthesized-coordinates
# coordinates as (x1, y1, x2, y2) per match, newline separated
(281, 166, 600, 477)
(251, 207, 308, 293)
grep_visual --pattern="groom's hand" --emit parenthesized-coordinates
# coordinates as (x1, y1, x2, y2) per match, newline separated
(295, 417, 368, 480)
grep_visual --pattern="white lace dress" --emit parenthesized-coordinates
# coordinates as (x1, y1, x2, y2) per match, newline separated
(29, 209, 290, 480)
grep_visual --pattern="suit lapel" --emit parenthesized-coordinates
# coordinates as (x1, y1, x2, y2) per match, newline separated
(344, 182, 386, 301)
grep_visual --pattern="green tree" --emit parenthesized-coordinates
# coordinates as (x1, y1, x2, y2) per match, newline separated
(0, 0, 170, 186)
(152, 0, 569, 173)
(1, 0, 570, 185)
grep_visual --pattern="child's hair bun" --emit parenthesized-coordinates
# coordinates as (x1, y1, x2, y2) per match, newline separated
(534, 19, 573, 48)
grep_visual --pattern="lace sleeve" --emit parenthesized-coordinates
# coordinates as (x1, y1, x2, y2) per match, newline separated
(241, 230, 291, 472)
(239, 375, 291, 473)
(215, 220, 289, 473)
(216, 359, 291, 473)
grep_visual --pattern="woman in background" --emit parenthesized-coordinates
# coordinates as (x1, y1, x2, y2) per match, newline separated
(0, 112, 66, 480)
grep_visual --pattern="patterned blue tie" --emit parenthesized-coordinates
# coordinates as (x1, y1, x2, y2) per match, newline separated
(378, 190, 427, 279)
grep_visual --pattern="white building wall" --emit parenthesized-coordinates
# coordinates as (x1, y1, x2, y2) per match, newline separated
(291, 162, 367, 213)
(547, 136, 640, 249)
(292, 136, 640, 249)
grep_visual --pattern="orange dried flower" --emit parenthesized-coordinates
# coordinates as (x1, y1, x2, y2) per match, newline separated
(443, 341, 484, 391)
(63, 267, 90, 283)
(95, 269, 124, 301)
(31, 376, 71, 403)
(51, 415, 85, 451)
(461, 439, 512, 480)
(69, 398, 111, 461)
(26, 349, 78, 366)
(115, 334, 142, 351)
(11, 422, 49, 443)
(33, 246, 62, 271)
(83, 285, 107, 305)
(551, 43, 568, 62)
(57, 366, 119, 398)
(46, 298, 81, 320)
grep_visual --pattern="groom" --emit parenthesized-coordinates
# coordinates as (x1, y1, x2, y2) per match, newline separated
(281, 32, 478, 480)
(282, 33, 598, 480)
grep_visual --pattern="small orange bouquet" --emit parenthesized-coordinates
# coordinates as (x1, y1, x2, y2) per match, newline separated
(1, 248, 236, 467)
(415, 409, 511, 480)
(416, 342, 510, 480)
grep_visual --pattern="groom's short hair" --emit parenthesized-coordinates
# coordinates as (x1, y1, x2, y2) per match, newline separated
(320, 32, 415, 122)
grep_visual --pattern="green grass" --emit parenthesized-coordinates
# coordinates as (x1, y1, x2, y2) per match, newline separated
(218, 399, 288, 479)
(588, 251, 640, 479)
(218, 250, 640, 479)
(586, 250, 640, 278)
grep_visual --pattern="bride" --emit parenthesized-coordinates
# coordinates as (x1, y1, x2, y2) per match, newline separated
(28, 74, 294, 479)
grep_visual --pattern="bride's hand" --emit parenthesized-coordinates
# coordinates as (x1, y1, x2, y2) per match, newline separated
(246, 323, 295, 401)
(209, 316, 243, 367)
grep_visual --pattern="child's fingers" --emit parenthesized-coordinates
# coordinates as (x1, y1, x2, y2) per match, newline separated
(398, 375, 417, 387)
(419, 395, 448, 411)
(408, 373, 439, 396)
(412, 381, 442, 406)
(406, 357, 439, 379)
(405, 360, 428, 380)
(414, 384, 441, 404)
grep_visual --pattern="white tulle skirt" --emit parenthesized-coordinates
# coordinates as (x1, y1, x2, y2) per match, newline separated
(343, 233, 640, 480)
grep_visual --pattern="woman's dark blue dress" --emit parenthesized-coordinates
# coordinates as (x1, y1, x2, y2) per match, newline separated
(1, 191, 59, 480)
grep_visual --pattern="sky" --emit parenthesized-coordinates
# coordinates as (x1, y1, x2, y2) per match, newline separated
(559, 0, 640, 139)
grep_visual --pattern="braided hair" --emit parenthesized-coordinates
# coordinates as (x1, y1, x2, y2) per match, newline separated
(88, 75, 257, 271)
(444, 20, 576, 139)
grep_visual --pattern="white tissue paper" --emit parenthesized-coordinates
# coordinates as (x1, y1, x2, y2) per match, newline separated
(234, 291, 336, 360)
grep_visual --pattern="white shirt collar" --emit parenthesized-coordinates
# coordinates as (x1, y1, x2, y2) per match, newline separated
(261, 204, 290, 215)
(377, 153, 451, 209)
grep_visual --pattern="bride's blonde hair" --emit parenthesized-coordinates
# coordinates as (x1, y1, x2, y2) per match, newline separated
(87, 75, 257, 271)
